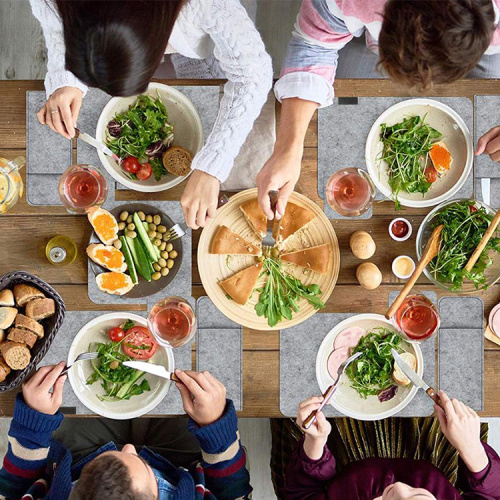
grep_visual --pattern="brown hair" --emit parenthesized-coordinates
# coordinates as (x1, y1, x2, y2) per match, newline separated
(53, 0, 184, 96)
(68, 453, 155, 500)
(379, 0, 495, 89)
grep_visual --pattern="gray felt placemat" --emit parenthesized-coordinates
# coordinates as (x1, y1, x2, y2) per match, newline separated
(26, 86, 220, 204)
(196, 329, 242, 411)
(39, 310, 192, 415)
(196, 297, 242, 411)
(437, 296, 483, 410)
(474, 96, 500, 179)
(280, 312, 436, 417)
(318, 97, 474, 220)
(87, 200, 191, 306)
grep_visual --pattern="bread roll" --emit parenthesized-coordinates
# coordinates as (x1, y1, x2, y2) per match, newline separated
(15, 314, 44, 338)
(0, 357, 11, 383)
(0, 289, 14, 307)
(0, 341, 30, 370)
(25, 299, 55, 321)
(0, 307, 18, 330)
(8, 328, 38, 349)
(14, 285, 45, 307)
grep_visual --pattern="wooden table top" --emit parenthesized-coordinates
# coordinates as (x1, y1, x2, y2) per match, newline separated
(1, 79, 500, 418)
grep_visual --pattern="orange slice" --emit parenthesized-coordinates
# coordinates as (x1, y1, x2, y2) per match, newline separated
(88, 208, 119, 245)
(96, 272, 135, 296)
(87, 244, 126, 273)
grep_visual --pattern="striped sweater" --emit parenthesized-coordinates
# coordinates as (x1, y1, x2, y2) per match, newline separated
(0, 395, 252, 500)
(275, 0, 500, 107)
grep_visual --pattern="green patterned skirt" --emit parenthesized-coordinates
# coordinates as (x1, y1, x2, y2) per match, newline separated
(270, 417, 489, 500)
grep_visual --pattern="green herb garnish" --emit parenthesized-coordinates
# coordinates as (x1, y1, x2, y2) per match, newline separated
(254, 258, 325, 327)
(122, 320, 135, 332)
(345, 329, 403, 398)
(379, 115, 441, 209)
(429, 200, 500, 290)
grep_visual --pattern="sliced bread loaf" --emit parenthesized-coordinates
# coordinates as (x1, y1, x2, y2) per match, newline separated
(8, 328, 38, 349)
(0, 341, 31, 370)
(25, 298, 55, 321)
(13, 285, 45, 307)
(15, 314, 44, 338)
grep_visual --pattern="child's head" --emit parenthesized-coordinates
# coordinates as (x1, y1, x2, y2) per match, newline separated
(379, 0, 495, 88)
(375, 481, 438, 500)
(69, 445, 157, 500)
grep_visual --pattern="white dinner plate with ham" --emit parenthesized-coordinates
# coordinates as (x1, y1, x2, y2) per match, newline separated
(315, 314, 424, 421)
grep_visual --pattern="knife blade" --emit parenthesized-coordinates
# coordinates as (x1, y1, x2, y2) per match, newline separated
(74, 128, 121, 163)
(482, 178, 491, 206)
(391, 349, 442, 407)
(122, 360, 180, 382)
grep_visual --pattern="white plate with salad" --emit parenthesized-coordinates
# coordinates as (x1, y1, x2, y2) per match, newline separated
(366, 98, 473, 208)
(316, 314, 423, 421)
(67, 313, 173, 419)
(96, 82, 204, 193)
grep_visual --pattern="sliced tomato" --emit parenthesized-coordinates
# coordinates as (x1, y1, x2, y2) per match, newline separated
(137, 163, 152, 181)
(123, 326, 158, 360)
(122, 156, 141, 174)
(470, 205, 478, 213)
(424, 166, 437, 183)
(109, 326, 125, 342)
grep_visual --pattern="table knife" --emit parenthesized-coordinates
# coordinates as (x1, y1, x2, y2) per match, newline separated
(482, 178, 491, 206)
(74, 128, 121, 163)
(391, 349, 442, 408)
(122, 360, 180, 382)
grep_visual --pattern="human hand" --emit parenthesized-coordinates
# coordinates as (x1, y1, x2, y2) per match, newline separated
(22, 362, 67, 415)
(256, 144, 302, 220)
(37, 87, 83, 140)
(475, 126, 500, 163)
(435, 391, 488, 473)
(296, 396, 332, 460)
(175, 369, 227, 426)
(181, 170, 220, 230)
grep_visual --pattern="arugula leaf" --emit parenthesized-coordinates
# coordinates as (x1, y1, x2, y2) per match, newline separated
(378, 115, 441, 209)
(150, 157, 167, 182)
(122, 320, 135, 332)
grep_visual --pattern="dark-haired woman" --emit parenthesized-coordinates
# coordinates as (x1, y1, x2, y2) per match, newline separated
(29, 0, 272, 229)
(284, 391, 500, 500)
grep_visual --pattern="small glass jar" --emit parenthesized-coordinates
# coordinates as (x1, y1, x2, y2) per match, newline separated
(0, 156, 25, 214)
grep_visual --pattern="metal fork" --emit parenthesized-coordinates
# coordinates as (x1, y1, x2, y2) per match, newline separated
(163, 223, 187, 242)
(60, 352, 99, 376)
(262, 190, 279, 256)
(302, 351, 363, 429)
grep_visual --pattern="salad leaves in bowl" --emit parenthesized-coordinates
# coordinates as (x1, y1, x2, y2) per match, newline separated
(96, 82, 204, 192)
(417, 199, 500, 293)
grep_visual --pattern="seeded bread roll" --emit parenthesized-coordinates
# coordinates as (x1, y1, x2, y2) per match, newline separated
(7, 328, 38, 349)
(15, 314, 44, 338)
(0, 289, 14, 307)
(13, 285, 45, 307)
(162, 146, 192, 176)
(0, 357, 11, 383)
(0, 341, 30, 370)
(25, 298, 55, 321)
(0, 307, 17, 330)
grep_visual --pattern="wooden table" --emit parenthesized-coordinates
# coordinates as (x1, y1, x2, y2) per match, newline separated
(1, 79, 500, 418)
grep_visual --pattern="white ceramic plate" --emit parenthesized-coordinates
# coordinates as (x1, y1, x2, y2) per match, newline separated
(366, 99, 473, 208)
(67, 312, 173, 419)
(316, 314, 423, 421)
(96, 82, 204, 192)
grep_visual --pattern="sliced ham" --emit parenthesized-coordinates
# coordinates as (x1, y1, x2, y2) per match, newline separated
(327, 346, 350, 381)
(333, 327, 365, 350)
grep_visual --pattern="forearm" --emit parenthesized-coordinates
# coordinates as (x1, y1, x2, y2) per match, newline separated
(275, 98, 319, 153)
(459, 444, 490, 473)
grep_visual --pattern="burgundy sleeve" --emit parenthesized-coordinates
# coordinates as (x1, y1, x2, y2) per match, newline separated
(458, 443, 500, 500)
(284, 437, 337, 500)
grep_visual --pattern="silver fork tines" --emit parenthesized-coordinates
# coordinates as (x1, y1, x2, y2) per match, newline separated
(163, 223, 187, 242)
(60, 351, 99, 376)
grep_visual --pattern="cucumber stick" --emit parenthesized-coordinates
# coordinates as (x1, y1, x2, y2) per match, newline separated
(133, 212, 157, 262)
(133, 237, 152, 282)
(142, 221, 160, 260)
(120, 236, 138, 284)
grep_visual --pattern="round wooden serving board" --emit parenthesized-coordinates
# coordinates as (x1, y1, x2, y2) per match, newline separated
(198, 189, 340, 330)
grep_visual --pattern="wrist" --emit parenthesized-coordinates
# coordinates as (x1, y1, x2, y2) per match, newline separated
(459, 444, 489, 473)
(273, 137, 303, 157)
(303, 434, 327, 461)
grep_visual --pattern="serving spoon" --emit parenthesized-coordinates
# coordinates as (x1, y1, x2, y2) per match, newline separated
(385, 224, 443, 320)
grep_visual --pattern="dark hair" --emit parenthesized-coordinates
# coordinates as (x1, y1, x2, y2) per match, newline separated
(54, 0, 184, 96)
(68, 453, 155, 500)
(379, 0, 495, 89)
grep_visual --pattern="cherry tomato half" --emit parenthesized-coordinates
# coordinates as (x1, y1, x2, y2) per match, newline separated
(122, 156, 141, 174)
(136, 163, 153, 181)
(470, 205, 478, 213)
(424, 166, 437, 183)
(109, 326, 125, 342)
(123, 326, 158, 360)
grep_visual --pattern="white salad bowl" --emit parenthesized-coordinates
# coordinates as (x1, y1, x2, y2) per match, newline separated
(67, 312, 174, 419)
(96, 82, 204, 193)
(316, 314, 423, 421)
(365, 98, 473, 208)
